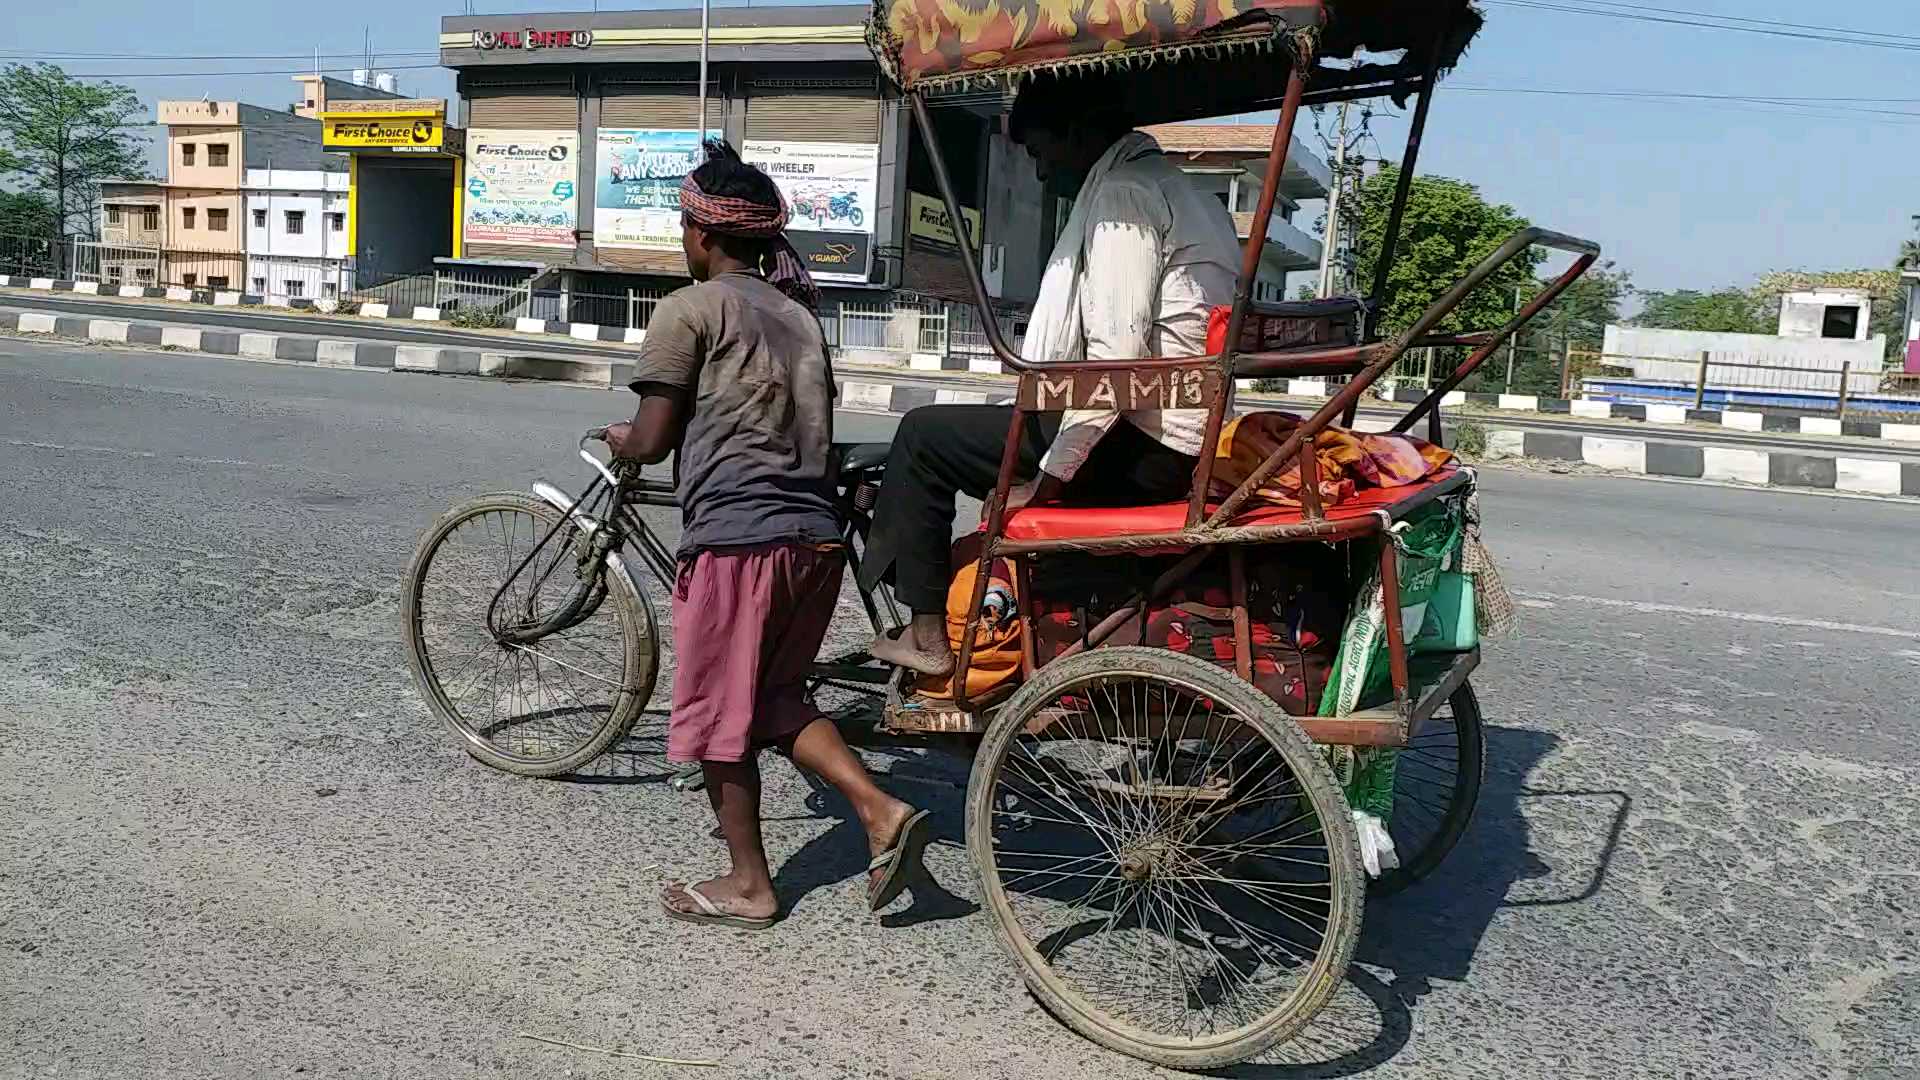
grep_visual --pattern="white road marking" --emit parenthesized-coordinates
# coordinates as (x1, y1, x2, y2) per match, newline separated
(1515, 590, 1920, 641)
(5, 438, 276, 469)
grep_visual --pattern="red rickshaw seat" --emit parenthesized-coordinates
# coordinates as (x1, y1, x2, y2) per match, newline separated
(1002, 467, 1461, 542)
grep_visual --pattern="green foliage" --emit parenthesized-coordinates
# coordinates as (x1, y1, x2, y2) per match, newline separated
(1529, 261, 1631, 348)
(1351, 166, 1542, 336)
(446, 306, 507, 329)
(1630, 288, 1772, 335)
(0, 64, 149, 240)
(0, 190, 58, 235)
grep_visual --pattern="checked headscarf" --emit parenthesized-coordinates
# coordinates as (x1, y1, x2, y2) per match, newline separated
(679, 168, 821, 308)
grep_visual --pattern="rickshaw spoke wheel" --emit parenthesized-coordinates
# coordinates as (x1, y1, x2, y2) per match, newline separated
(402, 492, 659, 777)
(1371, 681, 1485, 896)
(966, 647, 1362, 1070)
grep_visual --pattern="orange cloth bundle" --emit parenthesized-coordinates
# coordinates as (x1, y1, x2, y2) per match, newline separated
(1214, 411, 1454, 508)
(914, 533, 1024, 703)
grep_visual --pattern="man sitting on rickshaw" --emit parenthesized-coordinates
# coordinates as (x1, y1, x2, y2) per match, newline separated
(862, 73, 1243, 676)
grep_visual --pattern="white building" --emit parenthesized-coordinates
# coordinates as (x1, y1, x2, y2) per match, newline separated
(243, 167, 352, 303)
(1777, 288, 1872, 342)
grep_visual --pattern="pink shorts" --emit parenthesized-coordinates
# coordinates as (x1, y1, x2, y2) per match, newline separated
(668, 542, 844, 764)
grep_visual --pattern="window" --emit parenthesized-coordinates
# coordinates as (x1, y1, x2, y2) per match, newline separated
(107, 207, 123, 225)
(142, 207, 159, 231)
(181, 207, 196, 229)
(1821, 306, 1861, 340)
(327, 212, 344, 232)
(208, 275, 230, 290)
(208, 208, 229, 231)
(285, 210, 305, 235)
(252, 276, 267, 292)
(181, 143, 195, 165)
(208, 144, 229, 167)
(135, 268, 154, 283)
(285, 279, 304, 297)
(107, 266, 123, 283)
(182, 273, 197, 287)
(252, 208, 267, 228)
(322, 281, 337, 298)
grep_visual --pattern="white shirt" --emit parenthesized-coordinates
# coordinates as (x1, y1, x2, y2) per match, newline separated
(1036, 147, 1243, 482)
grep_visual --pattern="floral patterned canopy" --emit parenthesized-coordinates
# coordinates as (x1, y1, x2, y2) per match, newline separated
(867, 0, 1327, 92)
(867, 0, 1484, 100)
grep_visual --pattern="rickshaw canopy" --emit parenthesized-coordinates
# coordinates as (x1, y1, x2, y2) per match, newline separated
(867, 0, 1484, 118)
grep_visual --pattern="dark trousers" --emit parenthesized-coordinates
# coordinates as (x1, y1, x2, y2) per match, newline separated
(858, 405, 1197, 613)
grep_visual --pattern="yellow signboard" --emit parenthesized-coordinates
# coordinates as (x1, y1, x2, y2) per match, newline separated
(908, 191, 981, 250)
(325, 116, 445, 150)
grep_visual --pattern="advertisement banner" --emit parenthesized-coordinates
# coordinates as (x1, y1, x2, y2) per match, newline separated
(464, 129, 579, 248)
(743, 140, 878, 283)
(325, 116, 444, 150)
(907, 191, 981, 252)
(593, 128, 720, 250)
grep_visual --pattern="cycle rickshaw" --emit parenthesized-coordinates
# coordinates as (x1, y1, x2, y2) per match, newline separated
(401, 0, 1597, 1067)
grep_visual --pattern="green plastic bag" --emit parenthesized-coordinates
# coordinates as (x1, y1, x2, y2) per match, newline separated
(1321, 502, 1464, 716)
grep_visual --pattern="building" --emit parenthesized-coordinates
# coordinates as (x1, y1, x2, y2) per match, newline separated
(316, 98, 465, 291)
(291, 72, 409, 119)
(95, 100, 347, 292)
(244, 167, 352, 301)
(1777, 288, 1872, 341)
(1139, 123, 1331, 302)
(433, 2, 1057, 356)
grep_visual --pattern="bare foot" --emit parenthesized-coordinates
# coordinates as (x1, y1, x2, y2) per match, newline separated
(661, 875, 778, 922)
(870, 628, 954, 677)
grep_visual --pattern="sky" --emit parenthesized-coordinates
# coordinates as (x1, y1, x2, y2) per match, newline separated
(11, 0, 1917, 294)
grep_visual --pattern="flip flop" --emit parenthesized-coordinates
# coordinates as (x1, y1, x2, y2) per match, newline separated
(867, 808, 933, 912)
(661, 882, 777, 931)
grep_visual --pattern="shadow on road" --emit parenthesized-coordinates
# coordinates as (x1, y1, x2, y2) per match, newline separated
(1207, 724, 1630, 1078)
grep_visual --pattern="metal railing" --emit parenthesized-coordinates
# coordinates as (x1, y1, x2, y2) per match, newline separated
(1576, 348, 1920, 419)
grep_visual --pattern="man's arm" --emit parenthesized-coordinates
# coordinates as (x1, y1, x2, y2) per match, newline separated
(604, 295, 699, 463)
(605, 387, 687, 464)
(1035, 182, 1163, 484)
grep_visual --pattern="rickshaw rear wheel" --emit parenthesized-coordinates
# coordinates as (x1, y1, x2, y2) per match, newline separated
(965, 647, 1363, 1070)
(1370, 682, 1485, 896)
(401, 491, 659, 777)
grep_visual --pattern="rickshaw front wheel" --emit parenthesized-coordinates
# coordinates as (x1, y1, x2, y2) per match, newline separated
(965, 647, 1363, 1070)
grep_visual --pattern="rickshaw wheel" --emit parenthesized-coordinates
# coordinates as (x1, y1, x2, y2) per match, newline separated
(965, 647, 1363, 1070)
(1370, 682, 1486, 896)
(401, 492, 659, 777)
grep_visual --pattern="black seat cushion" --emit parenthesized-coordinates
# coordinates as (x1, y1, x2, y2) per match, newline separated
(836, 442, 893, 472)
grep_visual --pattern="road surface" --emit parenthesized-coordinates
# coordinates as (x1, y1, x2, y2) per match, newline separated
(2, 338, 1916, 1079)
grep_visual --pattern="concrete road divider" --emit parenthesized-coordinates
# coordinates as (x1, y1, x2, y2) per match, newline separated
(1486, 426, 1920, 496)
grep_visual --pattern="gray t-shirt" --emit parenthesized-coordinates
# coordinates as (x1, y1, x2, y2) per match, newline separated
(629, 271, 841, 557)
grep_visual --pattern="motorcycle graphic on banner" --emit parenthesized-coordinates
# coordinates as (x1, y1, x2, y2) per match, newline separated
(743, 140, 879, 284)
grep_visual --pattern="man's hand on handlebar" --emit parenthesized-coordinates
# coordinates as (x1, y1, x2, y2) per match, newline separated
(600, 421, 636, 459)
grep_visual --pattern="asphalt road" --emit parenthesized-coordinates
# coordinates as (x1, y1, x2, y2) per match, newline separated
(3, 338, 1917, 1079)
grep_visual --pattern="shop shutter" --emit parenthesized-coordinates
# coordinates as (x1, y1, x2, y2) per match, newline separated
(599, 85, 710, 129)
(745, 84, 882, 143)
(466, 80, 578, 128)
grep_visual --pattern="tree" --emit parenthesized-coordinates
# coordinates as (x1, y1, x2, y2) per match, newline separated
(1350, 166, 1542, 336)
(1901, 216, 1919, 271)
(0, 190, 57, 235)
(1630, 288, 1772, 335)
(0, 63, 149, 250)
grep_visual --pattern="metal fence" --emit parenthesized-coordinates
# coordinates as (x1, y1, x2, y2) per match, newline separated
(1574, 348, 1920, 420)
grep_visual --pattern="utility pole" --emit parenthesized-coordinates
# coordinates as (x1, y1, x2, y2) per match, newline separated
(1316, 101, 1350, 298)
(697, 0, 712, 137)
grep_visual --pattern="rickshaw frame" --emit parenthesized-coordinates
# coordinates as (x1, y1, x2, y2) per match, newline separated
(877, 0, 1598, 739)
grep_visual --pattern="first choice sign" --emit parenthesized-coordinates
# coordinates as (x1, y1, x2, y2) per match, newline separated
(326, 116, 445, 150)
(472, 28, 594, 50)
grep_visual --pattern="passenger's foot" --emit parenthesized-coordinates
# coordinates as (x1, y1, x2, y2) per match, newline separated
(661, 875, 778, 929)
(870, 627, 954, 677)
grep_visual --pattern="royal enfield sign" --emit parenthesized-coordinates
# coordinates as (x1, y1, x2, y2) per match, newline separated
(472, 28, 594, 50)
